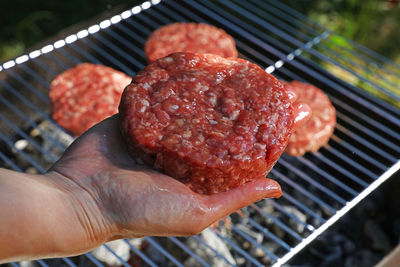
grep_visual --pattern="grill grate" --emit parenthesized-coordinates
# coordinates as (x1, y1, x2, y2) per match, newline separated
(1, 0, 400, 266)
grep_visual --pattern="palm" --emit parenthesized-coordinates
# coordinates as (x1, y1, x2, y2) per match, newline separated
(50, 115, 281, 240)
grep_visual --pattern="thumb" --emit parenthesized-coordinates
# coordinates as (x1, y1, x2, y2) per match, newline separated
(201, 178, 281, 224)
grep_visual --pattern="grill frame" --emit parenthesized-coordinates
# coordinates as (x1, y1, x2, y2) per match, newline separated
(1, 0, 400, 266)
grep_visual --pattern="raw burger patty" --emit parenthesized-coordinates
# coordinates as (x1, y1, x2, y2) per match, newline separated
(145, 23, 238, 62)
(119, 52, 294, 194)
(284, 81, 336, 156)
(50, 63, 131, 136)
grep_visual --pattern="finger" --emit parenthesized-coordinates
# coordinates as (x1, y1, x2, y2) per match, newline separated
(201, 178, 281, 225)
(280, 80, 297, 103)
(286, 86, 298, 103)
(292, 102, 312, 131)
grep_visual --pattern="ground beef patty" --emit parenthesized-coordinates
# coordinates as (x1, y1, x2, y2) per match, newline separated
(119, 52, 294, 194)
(50, 63, 131, 136)
(284, 81, 336, 156)
(145, 23, 238, 62)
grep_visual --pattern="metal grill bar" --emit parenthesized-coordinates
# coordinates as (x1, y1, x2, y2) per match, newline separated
(103, 244, 132, 267)
(0, 97, 65, 150)
(250, 203, 304, 240)
(322, 41, 400, 79)
(80, 38, 133, 76)
(237, 0, 400, 102)
(62, 257, 78, 267)
(31, 57, 58, 76)
(231, 224, 279, 261)
(271, 170, 336, 214)
(168, 237, 210, 267)
(199, 0, 400, 118)
(324, 147, 378, 179)
(335, 124, 397, 162)
(37, 260, 50, 267)
(251, 204, 306, 240)
(159, 0, 378, 207)
(336, 112, 400, 153)
(331, 135, 387, 170)
(316, 43, 400, 87)
(294, 156, 358, 196)
(46, 52, 70, 71)
(0, 0, 399, 266)
(233, 0, 315, 43)
(7, 13, 212, 267)
(145, 237, 185, 267)
(103, 27, 147, 61)
(18, 64, 50, 89)
(270, 201, 316, 232)
(249, 0, 321, 37)
(5, 43, 191, 267)
(273, 161, 400, 267)
(0, 132, 46, 172)
(191, 235, 236, 266)
(279, 191, 326, 223)
(217, 0, 311, 47)
(275, 74, 397, 177)
(213, 229, 264, 267)
(0, 80, 54, 125)
(309, 153, 367, 188)
(57, 48, 82, 65)
(239, 213, 292, 251)
(279, 158, 347, 204)
(0, 114, 56, 163)
(266, 0, 400, 72)
(85, 252, 106, 267)
(92, 33, 144, 70)
(179, 0, 400, 124)
(7, 70, 49, 103)
(0, 151, 22, 172)
(209, 228, 262, 266)
(328, 95, 400, 141)
(0, 0, 376, 240)
(285, 56, 400, 124)
(167, 0, 294, 56)
(69, 42, 103, 64)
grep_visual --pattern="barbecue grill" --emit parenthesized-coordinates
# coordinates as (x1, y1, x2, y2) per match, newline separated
(1, 0, 399, 266)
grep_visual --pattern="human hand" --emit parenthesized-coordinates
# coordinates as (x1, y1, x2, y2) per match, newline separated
(47, 114, 282, 256)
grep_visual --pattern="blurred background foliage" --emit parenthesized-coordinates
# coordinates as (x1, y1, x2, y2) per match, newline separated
(0, 0, 141, 62)
(282, 0, 400, 107)
(282, 0, 400, 64)
(1, 0, 399, 64)
(0, 0, 399, 105)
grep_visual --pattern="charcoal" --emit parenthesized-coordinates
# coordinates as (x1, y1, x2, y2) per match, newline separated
(344, 249, 381, 267)
(364, 220, 391, 252)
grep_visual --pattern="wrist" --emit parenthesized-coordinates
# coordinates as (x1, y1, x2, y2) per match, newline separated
(42, 171, 116, 255)
(0, 169, 114, 263)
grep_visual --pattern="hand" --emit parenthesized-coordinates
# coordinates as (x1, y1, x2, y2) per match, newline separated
(47, 114, 281, 256)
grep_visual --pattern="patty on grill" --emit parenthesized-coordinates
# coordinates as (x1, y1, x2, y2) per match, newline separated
(50, 63, 131, 136)
(284, 81, 336, 156)
(145, 22, 238, 62)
